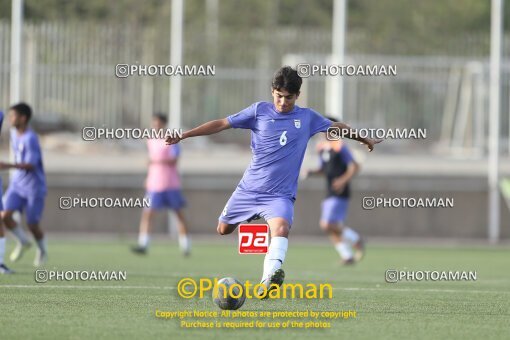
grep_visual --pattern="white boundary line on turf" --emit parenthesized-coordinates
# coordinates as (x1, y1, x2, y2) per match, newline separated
(339, 287, 510, 294)
(1, 285, 509, 294)
(0, 285, 176, 290)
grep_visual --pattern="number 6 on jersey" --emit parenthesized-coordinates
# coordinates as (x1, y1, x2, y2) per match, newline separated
(279, 130, 287, 146)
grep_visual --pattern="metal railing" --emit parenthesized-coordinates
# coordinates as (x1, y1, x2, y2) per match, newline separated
(0, 21, 509, 154)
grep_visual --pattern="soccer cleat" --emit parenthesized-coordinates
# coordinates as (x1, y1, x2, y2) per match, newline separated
(10, 241, 31, 262)
(0, 263, 14, 274)
(131, 245, 147, 255)
(353, 238, 365, 262)
(341, 258, 355, 265)
(257, 268, 285, 299)
(33, 250, 48, 267)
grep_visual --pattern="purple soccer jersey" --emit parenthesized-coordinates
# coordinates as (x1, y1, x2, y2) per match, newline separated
(227, 102, 332, 199)
(9, 128, 47, 197)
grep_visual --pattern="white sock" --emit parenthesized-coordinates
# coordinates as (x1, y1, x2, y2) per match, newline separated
(178, 234, 190, 253)
(335, 242, 353, 260)
(138, 233, 149, 248)
(342, 227, 360, 245)
(36, 238, 47, 254)
(261, 236, 288, 282)
(9, 226, 30, 245)
(0, 237, 5, 264)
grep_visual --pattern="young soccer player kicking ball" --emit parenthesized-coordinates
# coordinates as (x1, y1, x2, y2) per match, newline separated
(132, 113, 191, 256)
(303, 118, 365, 264)
(0, 103, 48, 267)
(165, 66, 382, 297)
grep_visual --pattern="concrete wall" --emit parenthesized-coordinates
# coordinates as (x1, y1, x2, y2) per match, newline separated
(23, 172, 509, 240)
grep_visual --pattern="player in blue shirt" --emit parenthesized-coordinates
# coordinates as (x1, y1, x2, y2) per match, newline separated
(0, 103, 48, 267)
(165, 66, 382, 297)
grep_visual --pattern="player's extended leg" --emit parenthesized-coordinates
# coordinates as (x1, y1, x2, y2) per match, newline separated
(258, 217, 289, 299)
(320, 221, 364, 264)
(216, 213, 261, 235)
(320, 221, 354, 264)
(26, 223, 44, 239)
(217, 188, 264, 236)
(175, 209, 191, 256)
(320, 220, 342, 243)
(2, 210, 31, 262)
(216, 221, 240, 235)
(320, 196, 364, 264)
(26, 222, 47, 266)
(132, 209, 155, 254)
(25, 194, 48, 267)
(342, 226, 364, 262)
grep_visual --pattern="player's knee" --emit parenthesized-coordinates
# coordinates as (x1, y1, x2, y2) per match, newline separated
(321, 220, 338, 232)
(1, 211, 12, 222)
(271, 224, 290, 237)
(320, 221, 340, 233)
(216, 222, 230, 235)
(27, 223, 39, 232)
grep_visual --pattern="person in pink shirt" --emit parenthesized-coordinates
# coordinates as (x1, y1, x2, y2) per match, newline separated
(132, 113, 191, 256)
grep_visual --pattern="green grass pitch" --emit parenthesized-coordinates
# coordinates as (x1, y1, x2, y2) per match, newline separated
(1, 239, 509, 339)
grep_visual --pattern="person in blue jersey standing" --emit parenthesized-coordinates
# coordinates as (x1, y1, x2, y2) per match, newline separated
(165, 66, 382, 297)
(0, 103, 48, 267)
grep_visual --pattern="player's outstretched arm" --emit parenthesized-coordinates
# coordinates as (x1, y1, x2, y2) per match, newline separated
(165, 118, 231, 145)
(331, 121, 383, 152)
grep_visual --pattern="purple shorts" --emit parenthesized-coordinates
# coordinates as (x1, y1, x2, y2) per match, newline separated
(145, 189, 186, 211)
(3, 187, 45, 224)
(218, 188, 295, 226)
(321, 196, 349, 224)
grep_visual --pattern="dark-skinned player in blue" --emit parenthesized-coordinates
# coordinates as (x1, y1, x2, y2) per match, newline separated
(0, 103, 48, 267)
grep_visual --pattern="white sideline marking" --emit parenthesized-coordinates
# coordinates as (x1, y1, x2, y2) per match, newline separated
(0, 284, 176, 290)
(1, 284, 509, 294)
(338, 287, 510, 294)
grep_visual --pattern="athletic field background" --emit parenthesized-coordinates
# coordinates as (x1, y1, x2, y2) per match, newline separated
(1, 239, 509, 339)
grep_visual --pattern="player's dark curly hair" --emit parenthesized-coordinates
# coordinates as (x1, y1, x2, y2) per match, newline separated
(271, 66, 302, 94)
(10, 102, 32, 122)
